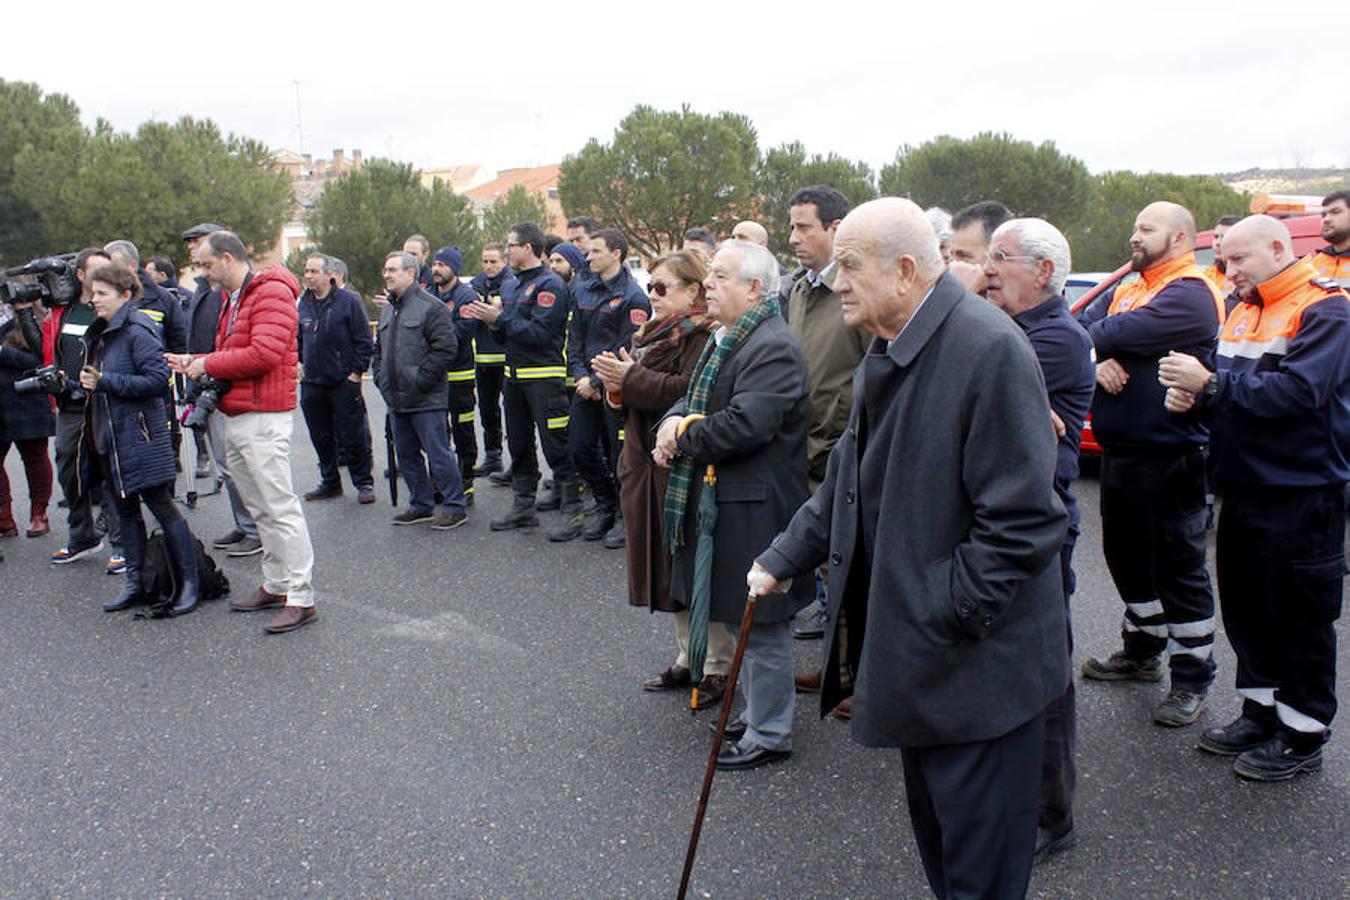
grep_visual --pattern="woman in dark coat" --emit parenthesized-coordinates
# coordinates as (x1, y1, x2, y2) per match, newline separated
(0, 300, 55, 538)
(591, 252, 723, 704)
(82, 264, 201, 616)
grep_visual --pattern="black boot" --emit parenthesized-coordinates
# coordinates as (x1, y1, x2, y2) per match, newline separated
(582, 486, 617, 542)
(547, 476, 585, 542)
(491, 478, 540, 531)
(536, 477, 563, 511)
(103, 522, 146, 612)
(473, 451, 503, 477)
(164, 519, 200, 617)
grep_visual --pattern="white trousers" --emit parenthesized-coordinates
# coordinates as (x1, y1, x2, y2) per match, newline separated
(223, 411, 315, 607)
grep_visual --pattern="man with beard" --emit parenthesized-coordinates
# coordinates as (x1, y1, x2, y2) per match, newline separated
(1078, 202, 1225, 728)
(1310, 190, 1350, 288)
(470, 243, 516, 477)
(431, 246, 482, 504)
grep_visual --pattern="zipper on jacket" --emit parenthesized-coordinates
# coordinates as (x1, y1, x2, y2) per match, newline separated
(102, 393, 128, 499)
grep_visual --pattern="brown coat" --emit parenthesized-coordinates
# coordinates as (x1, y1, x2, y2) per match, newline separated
(613, 325, 713, 612)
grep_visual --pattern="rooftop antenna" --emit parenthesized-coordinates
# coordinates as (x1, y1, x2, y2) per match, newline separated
(292, 79, 305, 154)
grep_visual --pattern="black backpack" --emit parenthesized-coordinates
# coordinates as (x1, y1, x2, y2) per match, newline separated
(135, 530, 231, 618)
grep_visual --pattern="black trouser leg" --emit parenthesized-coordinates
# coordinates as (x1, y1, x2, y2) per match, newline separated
(1100, 449, 1215, 691)
(569, 393, 616, 504)
(331, 379, 374, 489)
(1041, 540, 1077, 829)
(523, 378, 575, 480)
(1219, 486, 1344, 734)
(300, 382, 341, 490)
(476, 364, 504, 458)
(503, 378, 539, 496)
(449, 382, 478, 492)
(900, 711, 1045, 900)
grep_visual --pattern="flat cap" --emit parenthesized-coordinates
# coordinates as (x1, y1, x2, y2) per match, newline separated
(181, 223, 224, 240)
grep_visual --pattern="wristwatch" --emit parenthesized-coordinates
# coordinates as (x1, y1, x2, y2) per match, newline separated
(1202, 372, 1220, 399)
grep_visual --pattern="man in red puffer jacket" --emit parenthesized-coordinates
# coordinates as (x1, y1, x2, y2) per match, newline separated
(167, 231, 318, 634)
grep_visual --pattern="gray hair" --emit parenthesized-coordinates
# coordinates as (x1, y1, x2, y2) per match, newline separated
(329, 256, 349, 282)
(716, 240, 780, 299)
(306, 253, 334, 273)
(103, 239, 140, 267)
(386, 251, 418, 272)
(875, 219, 945, 281)
(991, 218, 1072, 295)
(924, 207, 953, 245)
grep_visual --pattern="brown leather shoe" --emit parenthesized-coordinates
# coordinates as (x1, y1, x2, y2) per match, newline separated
(231, 587, 287, 612)
(831, 697, 853, 720)
(795, 669, 823, 694)
(642, 666, 691, 692)
(692, 674, 727, 710)
(26, 508, 50, 537)
(264, 605, 317, 633)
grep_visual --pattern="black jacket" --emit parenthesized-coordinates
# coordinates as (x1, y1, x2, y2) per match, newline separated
(133, 269, 188, 355)
(665, 313, 815, 626)
(298, 284, 374, 386)
(468, 270, 516, 363)
(756, 274, 1069, 747)
(372, 285, 456, 414)
(435, 280, 481, 377)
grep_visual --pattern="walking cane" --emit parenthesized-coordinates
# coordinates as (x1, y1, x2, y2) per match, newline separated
(677, 590, 758, 900)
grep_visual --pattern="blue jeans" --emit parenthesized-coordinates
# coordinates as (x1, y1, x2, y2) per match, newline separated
(391, 409, 465, 514)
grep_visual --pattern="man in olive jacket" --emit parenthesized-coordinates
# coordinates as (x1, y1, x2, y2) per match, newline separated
(372, 252, 466, 528)
(750, 199, 1068, 899)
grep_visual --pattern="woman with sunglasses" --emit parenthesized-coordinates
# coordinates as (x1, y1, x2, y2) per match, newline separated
(591, 252, 729, 708)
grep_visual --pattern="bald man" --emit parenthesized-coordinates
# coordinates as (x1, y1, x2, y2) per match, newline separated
(751, 198, 1068, 897)
(730, 221, 769, 246)
(1078, 201, 1226, 728)
(1159, 215, 1349, 781)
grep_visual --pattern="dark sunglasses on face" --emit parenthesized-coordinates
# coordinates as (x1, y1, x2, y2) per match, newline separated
(648, 280, 675, 297)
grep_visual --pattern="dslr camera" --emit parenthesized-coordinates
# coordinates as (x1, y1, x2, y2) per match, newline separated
(180, 375, 231, 429)
(0, 254, 80, 308)
(14, 364, 66, 397)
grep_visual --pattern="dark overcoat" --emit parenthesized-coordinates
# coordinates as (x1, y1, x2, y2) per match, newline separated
(756, 274, 1070, 747)
(0, 318, 56, 443)
(87, 304, 176, 498)
(667, 313, 814, 625)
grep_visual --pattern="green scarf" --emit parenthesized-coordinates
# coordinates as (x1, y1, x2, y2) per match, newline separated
(663, 297, 780, 552)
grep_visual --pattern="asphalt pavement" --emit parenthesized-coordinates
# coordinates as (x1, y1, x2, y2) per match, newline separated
(1, 385, 1346, 898)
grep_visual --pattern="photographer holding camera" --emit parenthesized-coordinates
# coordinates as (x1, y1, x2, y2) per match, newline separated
(0, 294, 54, 539)
(82, 263, 203, 616)
(38, 247, 124, 570)
(167, 231, 319, 634)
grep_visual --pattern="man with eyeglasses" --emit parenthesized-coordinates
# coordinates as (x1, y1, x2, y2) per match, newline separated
(982, 218, 1095, 864)
(463, 222, 577, 532)
(1077, 201, 1225, 728)
(782, 187, 870, 713)
(947, 201, 1014, 296)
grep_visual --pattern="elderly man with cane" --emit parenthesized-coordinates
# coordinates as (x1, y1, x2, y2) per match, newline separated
(748, 198, 1069, 898)
(653, 239, 812, 770)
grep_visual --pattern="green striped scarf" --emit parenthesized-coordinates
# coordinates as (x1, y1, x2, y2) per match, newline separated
(663, 297, 780, 552)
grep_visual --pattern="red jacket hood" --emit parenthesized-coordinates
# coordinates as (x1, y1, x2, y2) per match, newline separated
(242, 264, 301, 300)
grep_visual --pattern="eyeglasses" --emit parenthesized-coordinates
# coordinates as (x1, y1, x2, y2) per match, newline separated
(648, 280, 674, 297)
(988, 249, 1040, 265)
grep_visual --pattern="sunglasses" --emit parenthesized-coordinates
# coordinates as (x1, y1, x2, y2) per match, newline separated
(648, 280, 680, 297)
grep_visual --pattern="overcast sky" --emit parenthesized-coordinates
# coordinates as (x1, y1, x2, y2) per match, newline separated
(7, 1, 1343, 181)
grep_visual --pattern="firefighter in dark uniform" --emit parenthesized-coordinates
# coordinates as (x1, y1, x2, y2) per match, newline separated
(1160, 214, 1349, 781)
(1077, 202, 1225, 728)
(431, 246, 481, 505)
(469, 243, 514, 476)
(558, 229, 650, 544)
(463, 222, 578, 535)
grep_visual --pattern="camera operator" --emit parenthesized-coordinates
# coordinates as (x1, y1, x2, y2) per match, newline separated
(0, 294, 54, 539)
(167, 231, 319, 634)
(39, 247, 124, 570)
(181, 224, 260, 551)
